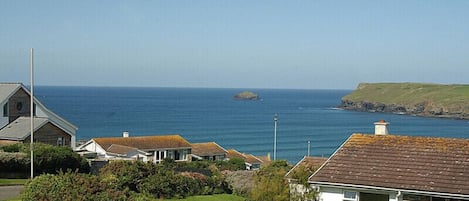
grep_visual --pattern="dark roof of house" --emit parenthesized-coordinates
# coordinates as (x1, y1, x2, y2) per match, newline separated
(93, 135, 191, 151)
(0, 117, 49, 140)
(191, 142, 227, 157)
(309, 133, 469, 196)
(286, 156, 327, 178)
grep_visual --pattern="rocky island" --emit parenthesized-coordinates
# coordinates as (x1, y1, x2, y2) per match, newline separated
(339, 83, 469, 119)
(233, 91, 260, 100)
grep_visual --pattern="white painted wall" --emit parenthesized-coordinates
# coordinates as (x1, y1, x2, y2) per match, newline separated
(316, 186, 401, 201)
(318, 187, 345, 201)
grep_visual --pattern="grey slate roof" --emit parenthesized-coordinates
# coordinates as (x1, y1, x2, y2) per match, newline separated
(0, 117, 49, 140)
(0, 83, 21, 105)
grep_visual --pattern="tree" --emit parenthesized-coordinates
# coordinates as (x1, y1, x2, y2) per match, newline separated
(289, 165, 318, 201)
(250, 160, 291, 201)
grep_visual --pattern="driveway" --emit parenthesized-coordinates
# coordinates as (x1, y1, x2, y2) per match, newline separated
(0, 185, 24, 200)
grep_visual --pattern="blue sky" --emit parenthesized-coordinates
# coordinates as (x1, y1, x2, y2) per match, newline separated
(1, 1, 468, 89)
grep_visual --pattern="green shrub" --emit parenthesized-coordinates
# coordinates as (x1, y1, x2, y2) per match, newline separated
(138, 169, 200, 199)
(99, 160, 156, 192)
(0, 151, 29, 172)
(216, 158, 246, 171)
(0, 143, 27, 153)
(0, 143, 90, 175)
(22, 171, 128, 201)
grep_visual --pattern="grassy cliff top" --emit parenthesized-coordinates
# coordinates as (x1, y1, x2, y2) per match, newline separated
(343, 83, 469, 105)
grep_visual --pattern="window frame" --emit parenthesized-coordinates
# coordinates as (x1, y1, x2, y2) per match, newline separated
(3, 103, 8, 117)
(343, 190, 358, 201)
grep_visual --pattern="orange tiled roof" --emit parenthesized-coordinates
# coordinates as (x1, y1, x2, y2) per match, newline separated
(244, 153, 263, 164)
(106, 144, 138, 155)
(310, 134, 469, 196)
(227, 149, 262, 164)
(191, 142, 227, 157)
(93, 135, 191, 151)
(227, 149, 245, 159)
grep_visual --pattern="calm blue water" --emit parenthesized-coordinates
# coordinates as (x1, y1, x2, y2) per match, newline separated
(35, 86, 469, 163)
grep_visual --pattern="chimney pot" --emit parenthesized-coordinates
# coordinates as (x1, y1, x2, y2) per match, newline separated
(374, 120, 389, 135)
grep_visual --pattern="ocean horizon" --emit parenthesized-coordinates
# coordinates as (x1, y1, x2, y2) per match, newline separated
(35, 86, 469, 163)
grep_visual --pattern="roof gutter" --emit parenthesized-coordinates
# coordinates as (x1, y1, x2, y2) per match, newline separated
(311, 181, 469, 200)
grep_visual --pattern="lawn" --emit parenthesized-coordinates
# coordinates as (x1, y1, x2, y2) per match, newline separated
(164, 194, 246, 201)
(0, 179, 28, 186)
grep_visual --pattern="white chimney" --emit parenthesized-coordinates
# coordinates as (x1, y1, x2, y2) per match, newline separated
(123, 131, 129, 138)
(374, 120, 389, 135)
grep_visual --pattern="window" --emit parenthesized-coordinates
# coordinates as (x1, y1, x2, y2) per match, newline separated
(16, 102, 23, 111)
(3, 103, 8, 117)
(343, 191, 358, 201)
(57, 137, 64, 146)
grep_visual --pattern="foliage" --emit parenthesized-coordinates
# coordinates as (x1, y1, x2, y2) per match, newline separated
(215, 157, 246, 171)
(164, 194, 246, 201)
(21, 171, 128, 201)
(138, 168, 200, 199)
(0, 151, 29, 173)
(99, 160, 156, 192)
(224, 170, 255, 197)
(250, 160, 291, 201)
(0, 143, 26, 153)
(288, 165, 318, 201)
(32, 143, 90, 174)
(0, 143, 90, 175)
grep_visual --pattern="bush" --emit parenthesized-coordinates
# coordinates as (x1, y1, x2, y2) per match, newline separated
(138, 169, 200, 199)
(0, 143, 26, 153)
(216, 158, 246, 171)
(22, 171, 128, 201)
(33, 143, 90, 174)
(99, 160, 156, 192)
(250, 160, 291, 201)
(0, 143, 90, 175)
(225, 170, 255, 197)
(0, 151, 29, 172)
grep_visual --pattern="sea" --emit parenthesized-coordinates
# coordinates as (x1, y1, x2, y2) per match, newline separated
(34, 86, 469, 164)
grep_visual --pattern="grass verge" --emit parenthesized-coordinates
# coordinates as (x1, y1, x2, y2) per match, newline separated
(0, 179, 28, 186)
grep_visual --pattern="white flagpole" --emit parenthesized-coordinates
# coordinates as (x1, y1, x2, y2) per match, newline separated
(273, 113, 278, 160)
(30, 48, 34, 179)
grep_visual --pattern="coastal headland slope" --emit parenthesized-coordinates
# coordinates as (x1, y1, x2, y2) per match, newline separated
(339, 83, 469, 119)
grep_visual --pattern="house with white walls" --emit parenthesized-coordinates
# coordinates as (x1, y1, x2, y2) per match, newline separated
(308, 120, 469, 201)
(77, 132, 192, 163)
(0, 83, 77, 148)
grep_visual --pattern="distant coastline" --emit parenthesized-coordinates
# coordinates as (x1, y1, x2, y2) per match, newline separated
(339, 83, 469, 120)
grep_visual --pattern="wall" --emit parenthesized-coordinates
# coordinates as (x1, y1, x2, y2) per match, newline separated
(319, 187, 344, 201)
(317, 186, 401, 201)
(8, 89, 31, 122)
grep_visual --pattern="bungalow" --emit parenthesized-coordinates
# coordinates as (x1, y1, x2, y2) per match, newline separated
(77, 132, 192, 163)
(0, 83, 77, 148)
(191, 142, 228, 161)
(308, 120, 469, 201)
(227, 149, 265, 170)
